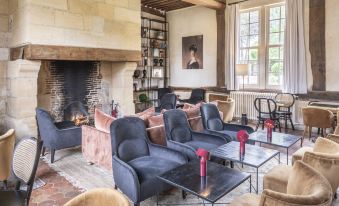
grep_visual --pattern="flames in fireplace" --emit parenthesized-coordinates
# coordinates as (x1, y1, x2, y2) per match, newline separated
(71, 113, 89, 126)
(64, 101, 90, 126)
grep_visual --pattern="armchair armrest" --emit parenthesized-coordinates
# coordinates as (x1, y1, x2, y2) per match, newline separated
(327, 134, 339, 144)
(166, 140, 197, 161)
(191, 131, 226, 145)
(112, 155, 140, 203)
(149, 144, 187, 164)
(203, 129, 232, 143)
(313, 137, 339, 154)
(223, 123, 254, 133)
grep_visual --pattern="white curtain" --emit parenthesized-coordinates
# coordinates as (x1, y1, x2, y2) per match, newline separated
(225, 4, 239, 90)
(283, 0, 307, 94)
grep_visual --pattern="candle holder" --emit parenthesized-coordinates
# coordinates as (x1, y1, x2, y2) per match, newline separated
(237, 130, 249, 158)
(264, 119, 274, 142)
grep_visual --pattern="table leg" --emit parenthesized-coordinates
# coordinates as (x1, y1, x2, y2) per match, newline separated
(287, 148, 289, 165)
(250, 176, 252, 193)
(278, 152, 280, 164)
(256, 167, 259, 194)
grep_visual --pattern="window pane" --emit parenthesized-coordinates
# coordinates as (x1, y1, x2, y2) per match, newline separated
(250, 11, 259, 23)
(269, 47, 279, 59)
(240, 12, 249, 24)
(249, 35, 259, 47)
(279, 47, 284, 59)
(239, 49, 249, 61)
(270, 7, 281, 20)
(240, 36, 249, 47)
(249, 49, 258, 60)
(250, 23, 259, 35)
(280, 19, 285, 31)
(269, 20, 280, 33)
(240, 24, 249, 36)
(280, 32, 285, 44)
(268, 72, 283, 85)
(281, 6, 285, 18)
(269, 33, 280, 45)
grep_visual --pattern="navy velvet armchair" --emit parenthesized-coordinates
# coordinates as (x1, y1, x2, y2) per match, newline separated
(163, 109, 227, 161)
(200, 104, 255, 144)
(179, 88, 205, 104)
(36, 108, 82, 163)
(155, 93, 177, 112)
(110, 117, 187, 206)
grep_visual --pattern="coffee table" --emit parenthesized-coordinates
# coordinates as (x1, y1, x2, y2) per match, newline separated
(249, 131, 301, 165)
(210, 141, 280, 194)
(158, 160, 251, 205)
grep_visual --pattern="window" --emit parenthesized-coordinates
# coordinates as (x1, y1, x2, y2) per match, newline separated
(237, 3, 285, 89)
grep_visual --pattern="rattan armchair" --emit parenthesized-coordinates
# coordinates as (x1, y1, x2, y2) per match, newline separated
(0, 129, 15, 189)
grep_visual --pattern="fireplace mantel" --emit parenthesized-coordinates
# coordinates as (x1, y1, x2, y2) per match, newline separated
(10, 44, 141, 62)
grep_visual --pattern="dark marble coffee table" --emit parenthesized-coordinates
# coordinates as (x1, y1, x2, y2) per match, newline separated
(249, 131, 301, 165)
(158, 160, 251, 205)
(210, 141, 280, 194)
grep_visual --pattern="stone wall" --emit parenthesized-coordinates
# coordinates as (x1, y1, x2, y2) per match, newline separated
(9, 0, 141, 51)
(0, 0, 10, 133)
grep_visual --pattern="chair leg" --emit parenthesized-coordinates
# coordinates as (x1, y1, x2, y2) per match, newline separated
(255, 121, 260, 131)
(317, 128, 321, 134)
(3, 180, 7, 190)
(284, 115, 288, 133)
(301, 126, 308, 147)
(261, 121, 265, 130)
(289, 117, 295, 130)
(308, 126, 312, 141)
(114, 185, 118, 190)
(277, 120, 281, 133)
(51, 149, 55, 163)
(41, 147, 46, 156)
(15, 180, 21, 191)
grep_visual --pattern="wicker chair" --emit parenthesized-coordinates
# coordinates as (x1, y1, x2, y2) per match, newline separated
(0, 137, 43, 206)
(275, 93, 295, 131)
(64, 188, 130, 206)
(0, 129, 15, 189)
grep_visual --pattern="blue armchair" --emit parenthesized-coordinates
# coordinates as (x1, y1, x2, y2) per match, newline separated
(155, 93, 177, 112)
(110, 117, 187, 206)
(163, 109, 227, 161)
(200, 104, 255, 144)
(36, 108, 81, 163)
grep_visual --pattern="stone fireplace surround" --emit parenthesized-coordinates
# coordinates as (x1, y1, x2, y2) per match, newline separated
(6, 44, 140, 138)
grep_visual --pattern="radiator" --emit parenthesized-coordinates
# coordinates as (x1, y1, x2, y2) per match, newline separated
(230, 91, 277, 120)
(230, 91, 307, 127)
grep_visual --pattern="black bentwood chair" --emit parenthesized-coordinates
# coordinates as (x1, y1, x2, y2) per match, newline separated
(254, 98, 281, 132)
(0, 137, 43, 206)
(110, 117, 187, 206)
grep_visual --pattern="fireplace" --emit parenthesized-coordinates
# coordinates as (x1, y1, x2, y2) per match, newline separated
(38, 61, 105, 125)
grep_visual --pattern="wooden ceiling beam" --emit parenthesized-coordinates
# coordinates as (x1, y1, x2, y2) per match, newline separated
(181, 0, 225, 10)
(141, 5, 166, 17)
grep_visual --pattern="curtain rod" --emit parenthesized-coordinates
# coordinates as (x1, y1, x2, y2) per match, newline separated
(228, 0, 249, 5)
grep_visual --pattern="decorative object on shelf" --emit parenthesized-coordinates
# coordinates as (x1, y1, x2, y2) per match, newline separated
(133, 70, 141, 79)
(139, 93, 148, 103)
(182, 35, 203, 69)
(141, 28, 147, 38)
(159, 42, 167, 49)
(153, 59, 158, 66)
(142, 48, 148, 57)
(111, 100, 119, 118)
(159, 59, 164, 66)
(152, 40, 159, 48)
(153, 48, 160, 57)
(196, 148, 209, 177)
(157, 31, 164, 40)
(142, 69, 147, 78)
(159, 50, 165, 58)
(133, 83, 138, 92)
(265, 119, 275, 141)
(236, 64, 250, 126)
(237, 130, 249, 159)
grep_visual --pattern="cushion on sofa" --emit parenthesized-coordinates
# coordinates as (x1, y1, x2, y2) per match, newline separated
(147, 114, 164, 127)
(135, 107, 155, 121)
(94, 108, 116, 133)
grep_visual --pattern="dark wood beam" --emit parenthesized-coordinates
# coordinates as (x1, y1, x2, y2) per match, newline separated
(309, 0, 326, 91)
(216, 9, 225, 87)
(10, 44, 141, 62)
(141, 5, 166, 17)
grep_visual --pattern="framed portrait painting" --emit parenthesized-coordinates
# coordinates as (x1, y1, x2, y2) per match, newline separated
(182, 35, 203, 69)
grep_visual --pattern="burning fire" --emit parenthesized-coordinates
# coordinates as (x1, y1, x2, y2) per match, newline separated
(71, 114, 89, 126)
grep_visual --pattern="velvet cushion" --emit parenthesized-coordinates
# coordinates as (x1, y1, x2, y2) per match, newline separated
(94, 109, 116, 133)
(147, 126, 166, 146)
(134, 107, 155, 121)
(117, 139, 149, 162)
(147, 114, 164, 127)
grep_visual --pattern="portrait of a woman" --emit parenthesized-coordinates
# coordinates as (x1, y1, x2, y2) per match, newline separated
(186, 44, 200, 69)
(182, 35, 203, 69)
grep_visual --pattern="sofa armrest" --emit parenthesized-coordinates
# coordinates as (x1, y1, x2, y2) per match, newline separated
(112, 155, 140, 203)
(223, 123, 254, 133)
(191, 131, 226, 145)
(203, 129, 232, 143)
(82, 125, 109, 135)
(149, 144, 187, 164)
(313, 137, 339, 153)
(327, 134, 339, 144)
(166, 140, 197, 161)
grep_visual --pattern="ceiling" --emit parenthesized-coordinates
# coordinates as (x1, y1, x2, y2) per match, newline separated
(141, 0, 194, 12)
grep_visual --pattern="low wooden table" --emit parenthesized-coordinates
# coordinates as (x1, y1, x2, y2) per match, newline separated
(158, 160, 251, 205)
(249, 131, 301, 165)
